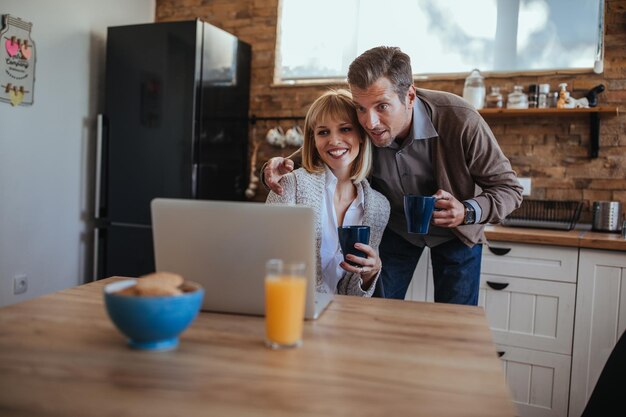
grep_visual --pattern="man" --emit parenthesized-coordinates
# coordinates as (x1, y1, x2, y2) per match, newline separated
(263, 46, 522, 305)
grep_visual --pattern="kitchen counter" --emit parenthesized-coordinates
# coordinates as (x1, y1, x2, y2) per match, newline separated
(0, 277, 515, 417)
(485, 224, 626, 251)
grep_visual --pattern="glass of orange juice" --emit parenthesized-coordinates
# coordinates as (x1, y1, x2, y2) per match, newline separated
(264, 259, 307, 349)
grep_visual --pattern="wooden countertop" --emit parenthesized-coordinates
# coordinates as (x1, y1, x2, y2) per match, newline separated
(0, 277, 515, 417)
(485, 224, 626, 251)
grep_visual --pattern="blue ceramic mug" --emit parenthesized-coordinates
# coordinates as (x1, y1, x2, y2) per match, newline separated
(337, 225, 370, 266)
(404, 195, 440, 234)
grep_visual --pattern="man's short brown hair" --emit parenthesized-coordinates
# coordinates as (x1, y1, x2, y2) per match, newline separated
(347, 46, 414, 100)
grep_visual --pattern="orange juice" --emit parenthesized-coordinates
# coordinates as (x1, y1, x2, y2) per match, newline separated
(264, 274, 307, 348)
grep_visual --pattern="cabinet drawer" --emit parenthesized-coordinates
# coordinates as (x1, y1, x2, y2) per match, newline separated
(496, 344, 571, 417)
(483, 242, 578, 283)
(479, 275, 575, 354)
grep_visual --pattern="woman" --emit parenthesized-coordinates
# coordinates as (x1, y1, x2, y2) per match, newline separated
(266, 90, 390, 296)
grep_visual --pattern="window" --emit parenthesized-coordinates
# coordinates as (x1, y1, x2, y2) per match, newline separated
(276, 0, 604, 84)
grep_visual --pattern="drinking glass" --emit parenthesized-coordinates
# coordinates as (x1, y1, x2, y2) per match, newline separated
(264, 259, 307, 349)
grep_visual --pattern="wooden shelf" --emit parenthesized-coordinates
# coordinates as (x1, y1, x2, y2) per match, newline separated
(478, 106, 620, 158)
(479, 106, 619, 118)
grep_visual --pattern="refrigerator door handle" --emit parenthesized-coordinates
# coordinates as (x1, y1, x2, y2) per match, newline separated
(92, 227, 100, 282)
(191, 163, 198, 199)
(95, 114, 104, 219)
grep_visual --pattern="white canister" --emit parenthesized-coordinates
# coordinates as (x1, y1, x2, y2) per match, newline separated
(462, 69, 485, 109)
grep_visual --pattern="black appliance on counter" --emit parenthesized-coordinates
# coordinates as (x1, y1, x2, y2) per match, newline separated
(94, 20, 251, 280)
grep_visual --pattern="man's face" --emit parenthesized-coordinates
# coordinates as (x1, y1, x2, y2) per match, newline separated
(350, 77, 415, 148)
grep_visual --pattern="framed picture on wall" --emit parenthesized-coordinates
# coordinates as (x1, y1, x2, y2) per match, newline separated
(0, 14, 36, 106)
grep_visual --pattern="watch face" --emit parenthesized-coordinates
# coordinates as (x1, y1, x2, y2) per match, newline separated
(464, 203, 475, 224)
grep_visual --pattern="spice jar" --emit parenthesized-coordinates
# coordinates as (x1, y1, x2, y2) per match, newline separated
(485, 86, 503, 108)
(547, 92, 559, 108)
(462, 69, 486, 109)
(528, 84, 539, 108)
(507, 85, 529, 109)
(538, 84, 550, 108)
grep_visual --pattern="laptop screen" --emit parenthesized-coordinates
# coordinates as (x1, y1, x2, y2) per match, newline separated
(151, 198, 331, 319)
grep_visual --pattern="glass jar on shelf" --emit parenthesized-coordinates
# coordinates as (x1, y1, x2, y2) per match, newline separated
(485, 86, 503, 108)
(506, 85, 529, 109)
(462, 68, 486, 109)
(538, 83, 550, 108)
(548, 91, 559, 108)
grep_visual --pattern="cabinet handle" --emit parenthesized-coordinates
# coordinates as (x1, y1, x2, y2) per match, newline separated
(488, 247, 511, 256)
(497, 351, 505, 358)
(486, 281, 509, 290)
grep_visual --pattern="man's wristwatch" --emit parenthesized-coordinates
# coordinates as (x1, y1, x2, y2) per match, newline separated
(462, 201, 476, 225)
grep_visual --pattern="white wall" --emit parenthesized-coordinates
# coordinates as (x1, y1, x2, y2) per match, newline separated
(0, 0, 155, 306)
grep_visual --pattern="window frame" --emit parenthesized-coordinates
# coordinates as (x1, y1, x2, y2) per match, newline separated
(272, 0, 604, 87)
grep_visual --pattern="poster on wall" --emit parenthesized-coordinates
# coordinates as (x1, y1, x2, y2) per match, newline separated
(0, 14, 35, 106)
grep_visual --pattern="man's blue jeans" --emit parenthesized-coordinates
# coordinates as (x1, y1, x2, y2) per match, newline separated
(376, 228, 482, 305)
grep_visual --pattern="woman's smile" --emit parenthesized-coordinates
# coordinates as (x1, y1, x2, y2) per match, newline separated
(327, 147, 350, 158)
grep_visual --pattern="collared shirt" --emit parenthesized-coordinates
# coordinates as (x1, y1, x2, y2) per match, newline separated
(370, 99, 482, 248)
(320, 166, 365, 294)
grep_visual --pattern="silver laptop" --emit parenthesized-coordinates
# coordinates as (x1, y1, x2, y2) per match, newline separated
(151, 198, 332, 320)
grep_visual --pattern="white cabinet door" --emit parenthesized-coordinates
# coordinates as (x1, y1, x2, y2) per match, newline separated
(497, 344, 571, 417)
(479, 275, 575, 354)
(569, 249, 626, 417)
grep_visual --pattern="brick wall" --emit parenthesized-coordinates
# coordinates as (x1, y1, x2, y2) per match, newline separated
(157, 0, 626, 223)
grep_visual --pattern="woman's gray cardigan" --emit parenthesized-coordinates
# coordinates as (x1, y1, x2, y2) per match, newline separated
(266, 168, 390, 297)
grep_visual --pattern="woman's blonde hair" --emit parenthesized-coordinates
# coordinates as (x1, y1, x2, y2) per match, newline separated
(301, 89, 372, 183)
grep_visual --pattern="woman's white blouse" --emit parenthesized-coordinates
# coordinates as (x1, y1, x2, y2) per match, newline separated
(319, 167, 365, 294)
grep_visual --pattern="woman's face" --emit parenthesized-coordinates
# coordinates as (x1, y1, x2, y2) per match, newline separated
(313, 116, 361, 179)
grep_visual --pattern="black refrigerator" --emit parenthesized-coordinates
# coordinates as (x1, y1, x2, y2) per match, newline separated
(94, 20, 251, 280)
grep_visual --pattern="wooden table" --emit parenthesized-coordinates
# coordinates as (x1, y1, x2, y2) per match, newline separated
(0, 277, 514, 417)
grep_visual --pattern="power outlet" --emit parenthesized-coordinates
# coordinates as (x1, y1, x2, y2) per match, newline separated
(518, 177, 532, 196)
(13, 274, 28, 295)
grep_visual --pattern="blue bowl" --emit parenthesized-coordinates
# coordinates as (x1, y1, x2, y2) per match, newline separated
(104, 279, 204, 351)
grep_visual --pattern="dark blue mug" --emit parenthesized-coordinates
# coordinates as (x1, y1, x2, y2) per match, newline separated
(404, 195, 439, 234)
(337, 226, 370, 266)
